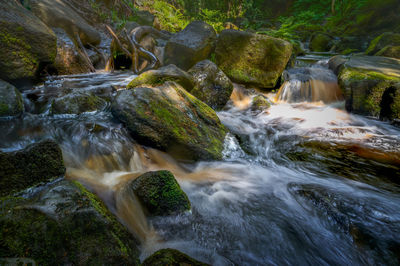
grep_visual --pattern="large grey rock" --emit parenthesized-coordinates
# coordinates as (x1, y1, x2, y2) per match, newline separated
(0, 179, 140, 265)
(50, 92, 107, 115)
(111, 82, 227, 161)
(30, 0, 101, 46)
(215, 30, 292, 88)
(0, 1, 56, 82)
(0, 80, 23, 117)
(164, 21, 216, 70)
(188, 60, 233, 110)
(332, 55, 400, 119)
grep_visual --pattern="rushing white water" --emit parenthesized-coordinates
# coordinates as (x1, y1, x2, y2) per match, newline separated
(1, 63, 400, 265)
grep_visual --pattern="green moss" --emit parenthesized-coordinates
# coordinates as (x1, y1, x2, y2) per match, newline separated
(0, 103, 9, 115)
(130, 170, 190, 216)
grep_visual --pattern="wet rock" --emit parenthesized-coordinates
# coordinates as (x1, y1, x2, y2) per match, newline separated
(0, 179, 140, 265)
(375, 45, 400, 59)
(215, 30, 292, 88)
(129, 170, 190, 216)
(164, 21, 217, 70)
(187, 60, 233, 110)
(0, 140, 65, 197)
(309, 33, 334, 52)
(111, 82, 227, 161)
(143, 248, 209, 266)
(333, 56, 400, 118)
(0, 1, 56, 82)
(251, 95, 271, 112)
(0, 80, 24, 117)
(50, 92, 107, 115)
(127, 64, 194, 92)
(52, 28, 91, 75)
(30, 0, 101, 46)
(365, 32, 400, 56)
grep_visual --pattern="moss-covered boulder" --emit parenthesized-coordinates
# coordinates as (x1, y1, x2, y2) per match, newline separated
(50, 92, 107, 115)
(0, 140, 65, 197)
(215, 30, 292, 88)
(0, 1, 56, 82)
(366, 32, 400, 56)
(111, 82, 227, 161)
(0, 80, 23, 117)
(142, 248, 209, 266)
(127, 64, 194, 92)
(187, 60, 233, 110)
(309, 33, 334, 52)
(164, 21, 217, 70)
(333, 56, 400, 119)
(251, 95, 271, 112)
(129, 170, 190, 216)
(375, 45, 400, 59)
(134, 10, 155, 26)
(30, 0, 101, 46)
(0, 179, 140, 265)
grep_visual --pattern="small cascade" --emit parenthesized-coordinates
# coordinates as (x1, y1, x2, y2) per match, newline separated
(275, 65, 343, 104)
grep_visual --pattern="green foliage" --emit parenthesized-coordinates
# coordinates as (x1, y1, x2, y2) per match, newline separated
(145, 0, 189, 32)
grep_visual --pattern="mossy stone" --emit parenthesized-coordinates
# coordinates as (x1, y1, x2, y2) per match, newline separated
(0, 179, 140, 265)
(188, 60, 233, 110)
(0, 140, 65, 197)
(50, 92, 107, 115)
(215, 30, 292, 88)
(375, 45, 400, 59)
(0, 80, 23, 117)
(129, 170, 190, 216)
(127, 64, 195, 92)
(309, 33, 334, 52)
(251, 95, 271, 112)
(142, 248, 209, 266)
(112, 82, 227, 161)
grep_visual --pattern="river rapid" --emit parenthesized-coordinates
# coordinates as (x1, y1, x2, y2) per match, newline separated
(1, 59, 399, 265)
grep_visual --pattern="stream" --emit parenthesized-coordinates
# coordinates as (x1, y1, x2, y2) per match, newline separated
(1, 57, 400, 265)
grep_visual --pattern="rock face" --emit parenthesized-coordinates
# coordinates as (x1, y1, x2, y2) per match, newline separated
(127, 64, 194, 92)
(30, 0, 101, 46)
(143, 248, 209, 266)
(129, 170, 190, 216)
(366, 32, 400, 56)
(0, 1, 56, 82)
(188, 60, 233, 110)
(164, 21, 217, 70)
(215, 30, 292, 88)
(50, 92, 107, 115)
(0, 179, 140, 265)
(52, 28, 91, 75)
(111, 82, 227, 161)
(0, 140, 65, 197)
(309, 33, 334, 52)
(331, 55, 400, 119)
(0, 80, 24, 117)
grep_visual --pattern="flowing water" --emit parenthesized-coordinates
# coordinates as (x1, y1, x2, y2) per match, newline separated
(1, 61, 400, 265)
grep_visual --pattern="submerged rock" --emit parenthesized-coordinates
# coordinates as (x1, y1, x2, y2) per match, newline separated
(215, 30, 292, 88)
(111, 82, 227, 161)
(0, 80, 24, 117)
(188, 60, 233, 110)
(127, 64, 194, 92)
(30, 0, 101, 46)
(332, 55, 400, 119)
(0, 179, 140, 265)
(143, 248, 209, 266)
(251, 95, 271, 112)
(164, 21, 217, 70)
(0, 1, 56, 82)
(365, 32, 400, 56)
(0, 140, 65, 197)
(129, 170, 190, 216)
(50, 92, 107, 115)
